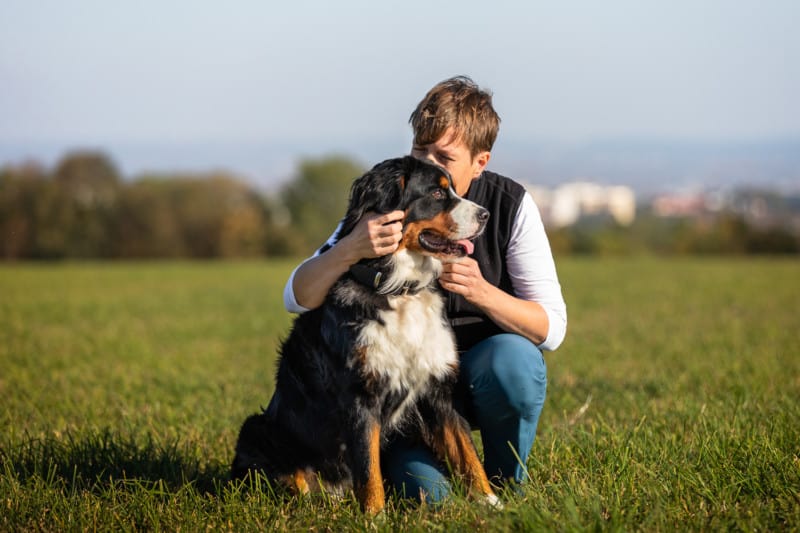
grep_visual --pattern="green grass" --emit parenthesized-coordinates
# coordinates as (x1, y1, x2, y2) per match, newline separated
(1, 258, 798, 531)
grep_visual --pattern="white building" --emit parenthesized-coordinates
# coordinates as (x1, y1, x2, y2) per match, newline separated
(526, 181, 636, 227)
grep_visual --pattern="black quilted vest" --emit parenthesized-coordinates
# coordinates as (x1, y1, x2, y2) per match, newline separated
(447, 171, 526, 352)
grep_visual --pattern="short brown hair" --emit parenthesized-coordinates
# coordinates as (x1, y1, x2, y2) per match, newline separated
(409, 76, 500, 158)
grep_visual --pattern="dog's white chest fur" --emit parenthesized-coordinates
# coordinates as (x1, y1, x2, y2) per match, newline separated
(356, 289, 457, 398)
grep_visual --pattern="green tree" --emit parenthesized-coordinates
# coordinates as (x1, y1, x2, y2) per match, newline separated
(280, 155, 364, 253)
(51, 152, 122, 258)
(0, 162, 48, 259)
(117, 173, 269, 258)
(115, 178, 186, 258)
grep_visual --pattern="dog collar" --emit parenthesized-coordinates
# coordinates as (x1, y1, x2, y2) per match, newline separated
(348, 264, 424, 296)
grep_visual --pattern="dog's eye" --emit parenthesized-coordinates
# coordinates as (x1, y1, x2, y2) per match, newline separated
(432, 189, 446, 200)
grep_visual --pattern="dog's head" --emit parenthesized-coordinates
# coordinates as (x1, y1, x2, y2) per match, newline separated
(341, 156, 489, 261)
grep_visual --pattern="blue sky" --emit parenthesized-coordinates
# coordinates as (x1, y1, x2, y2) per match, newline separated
(1, 0, 798, 181)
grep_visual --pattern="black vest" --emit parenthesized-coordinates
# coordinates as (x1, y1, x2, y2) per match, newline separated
(447, 171, 526, 352)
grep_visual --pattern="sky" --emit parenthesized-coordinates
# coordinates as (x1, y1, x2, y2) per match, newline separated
(1, 0, 799, 184)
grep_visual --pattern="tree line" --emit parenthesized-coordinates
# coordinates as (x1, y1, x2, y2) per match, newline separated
(0, 151, 362, 260)
(548, 211, 799, 256)
(1, 151, 797, 260)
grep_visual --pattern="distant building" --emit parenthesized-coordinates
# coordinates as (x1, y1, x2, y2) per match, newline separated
(651, 192, 711, 217)
(650, 188, 800, 234)
(525, 181, 636, 227)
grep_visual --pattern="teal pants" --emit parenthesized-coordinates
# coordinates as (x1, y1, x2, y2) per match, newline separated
(383, 333, 547, 502)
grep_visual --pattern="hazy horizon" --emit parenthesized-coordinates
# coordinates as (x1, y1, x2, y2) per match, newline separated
(3, 136, 799, 197)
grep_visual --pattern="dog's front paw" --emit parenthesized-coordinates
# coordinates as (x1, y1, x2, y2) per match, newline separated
(482, 492, 504, 510)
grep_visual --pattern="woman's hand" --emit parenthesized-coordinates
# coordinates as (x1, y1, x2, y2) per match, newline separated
(340, 210, 405, 261)
(439, 257, 549, 345)
(438, 257, 490, 306)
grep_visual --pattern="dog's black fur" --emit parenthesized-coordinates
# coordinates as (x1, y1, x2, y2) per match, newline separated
(231, 156, 495, 513)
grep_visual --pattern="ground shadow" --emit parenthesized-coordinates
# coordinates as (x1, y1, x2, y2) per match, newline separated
(1, 428, 229, 496)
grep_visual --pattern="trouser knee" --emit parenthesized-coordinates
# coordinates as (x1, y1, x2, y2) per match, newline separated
(460, 333, 547, 421)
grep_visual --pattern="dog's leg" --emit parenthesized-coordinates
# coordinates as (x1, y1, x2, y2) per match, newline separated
(348, 418, 385, 515)
(280, 469, 310, 495)
(433, 418, 499, 505)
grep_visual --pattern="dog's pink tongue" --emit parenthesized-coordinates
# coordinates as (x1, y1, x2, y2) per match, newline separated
(457, 239, 475, 255)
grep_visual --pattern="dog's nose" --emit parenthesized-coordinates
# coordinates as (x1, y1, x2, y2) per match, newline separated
(478, 207, 489, 222)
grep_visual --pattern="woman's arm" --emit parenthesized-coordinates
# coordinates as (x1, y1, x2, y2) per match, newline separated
(439, 258, 553, 345)
(284, 210, 405, 311)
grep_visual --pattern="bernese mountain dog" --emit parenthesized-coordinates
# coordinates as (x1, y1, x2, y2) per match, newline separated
(231, 156, 498, 514)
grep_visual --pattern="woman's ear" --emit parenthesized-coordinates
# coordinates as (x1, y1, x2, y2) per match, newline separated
(471, 151, 491, 178)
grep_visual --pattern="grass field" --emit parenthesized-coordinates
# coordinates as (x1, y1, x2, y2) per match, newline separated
(1, 258, 798, 531)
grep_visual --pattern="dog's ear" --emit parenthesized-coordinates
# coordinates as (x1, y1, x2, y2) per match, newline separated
(338, 157, 412, 238)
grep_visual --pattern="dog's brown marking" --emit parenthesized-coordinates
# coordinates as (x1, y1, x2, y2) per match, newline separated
(428, 211, 457, 234)
(356, 422, 385, 515)
(400, 219, 420, 252)
(402, 213, 458, 256)
(439, 175, 450, 190)
(355, 345, 368, 367)
(435, 422, 495, 498)
(355, 346, 380, 392)
(277, 469, 311, 495)
(293, 469, 310, 494)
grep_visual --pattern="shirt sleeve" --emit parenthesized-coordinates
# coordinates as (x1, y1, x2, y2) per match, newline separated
(506, 192, 568, 351)
(282, 221, 344, 314)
